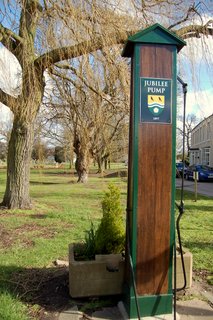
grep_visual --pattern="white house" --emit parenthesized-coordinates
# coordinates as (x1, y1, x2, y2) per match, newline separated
(189, 114, 213, 167)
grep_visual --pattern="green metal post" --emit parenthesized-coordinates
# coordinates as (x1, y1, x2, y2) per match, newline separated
(122, 24, 186, 318)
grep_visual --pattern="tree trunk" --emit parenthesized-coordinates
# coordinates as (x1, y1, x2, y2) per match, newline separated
(75, 154, 89, 183)
(97, 156, 104, 174)
(104, 156, 109, 170)
(1, 117, 34, 209)
(74, 137, 90, 183)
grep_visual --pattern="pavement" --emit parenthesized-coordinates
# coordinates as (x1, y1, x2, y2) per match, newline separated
(176, 179, 213, 197)
(59, 284, 213, 320)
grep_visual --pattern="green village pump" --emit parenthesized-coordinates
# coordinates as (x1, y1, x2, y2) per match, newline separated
(122, 24, 186, 318)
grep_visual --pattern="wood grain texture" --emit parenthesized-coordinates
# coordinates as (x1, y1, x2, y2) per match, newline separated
(137, 123, 172, 294)
(136, 44, 173, 295)
(140, 45, 173, 78)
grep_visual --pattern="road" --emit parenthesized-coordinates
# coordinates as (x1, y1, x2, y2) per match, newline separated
(176, 179, 213, 197)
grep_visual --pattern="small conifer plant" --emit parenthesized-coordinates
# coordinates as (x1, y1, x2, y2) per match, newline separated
(95, 184, 125, 254)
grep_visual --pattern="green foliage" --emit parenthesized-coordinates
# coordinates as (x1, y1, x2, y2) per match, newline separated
(80, 297, 117, 313)
(0, 290, 29, 320)
(84, 222, 96, 259)
(207, 276, 213, 286)
(75, 185, 125, 258)
(175, 190, 213, 272)
(75, 222, 97, 260)
(95, 184, 125, 254)
(54, 146, 65, 163)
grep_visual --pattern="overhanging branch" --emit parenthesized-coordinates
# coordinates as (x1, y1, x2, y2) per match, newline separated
(0, 23, 23, 54)
(176, 20, 213, 39)
(168, 3, 199, 31)
(0, 89, 17, 112)
(35, 19, 213, 72)
(34, 30, 131, 70)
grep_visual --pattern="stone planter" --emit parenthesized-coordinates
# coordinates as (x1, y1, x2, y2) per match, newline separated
(69, 244, 192, 298)
(174, 250, 193, 289)
(69, 244, 125, 298)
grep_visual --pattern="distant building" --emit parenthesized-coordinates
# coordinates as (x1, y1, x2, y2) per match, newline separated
(189, 114, 213, 166)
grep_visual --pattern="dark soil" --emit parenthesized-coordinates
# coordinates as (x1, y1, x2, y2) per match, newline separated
(10, 267, 70, 319)
(10, 266, 119, 320)
(11, 265, 212, 320)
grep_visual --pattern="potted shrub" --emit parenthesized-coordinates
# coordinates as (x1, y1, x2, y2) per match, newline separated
(69, 184, 125, 298)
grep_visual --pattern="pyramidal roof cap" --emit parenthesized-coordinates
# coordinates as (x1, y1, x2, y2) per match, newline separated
(122, 23, 186, 57)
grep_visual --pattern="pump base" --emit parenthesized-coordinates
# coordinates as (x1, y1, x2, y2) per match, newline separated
(121, 291, 173, 318)
(118, 301, 179, 320)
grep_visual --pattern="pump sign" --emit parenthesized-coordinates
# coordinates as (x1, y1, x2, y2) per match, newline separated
(140, 77, 172, 124)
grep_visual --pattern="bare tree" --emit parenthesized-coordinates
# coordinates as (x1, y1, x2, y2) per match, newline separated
(0, 0, 212, 208)
(177, 113, 198, 158)
(45, 48, 129, 182)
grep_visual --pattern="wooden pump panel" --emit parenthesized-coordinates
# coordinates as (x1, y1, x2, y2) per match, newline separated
(122, 24, 186, 318)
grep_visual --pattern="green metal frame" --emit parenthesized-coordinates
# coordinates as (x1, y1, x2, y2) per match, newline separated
(129, 294, 173, 318)
(126, 43, 140, 303)
(122, 23, 186, 58)
(122, 23, 185, 319)
(168, 46, 178, 293)
(131, 43, 140, 270)
(126, 44, 177, 319)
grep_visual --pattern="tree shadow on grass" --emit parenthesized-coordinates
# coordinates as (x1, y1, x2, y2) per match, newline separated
(184, 204, 213, 212)
(0, 265, 119, 317)
(37, 171, 75, 176)
(30, 180, 76, 185)
(176, 189, 212, 201)
(30, 181, 63, 185)
(182, 240, 212, 250)
(0, 265, 71, 313)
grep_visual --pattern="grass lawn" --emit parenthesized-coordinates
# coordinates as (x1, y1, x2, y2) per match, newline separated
(0, 166, 212, 319)
(175, 189, 213, 282)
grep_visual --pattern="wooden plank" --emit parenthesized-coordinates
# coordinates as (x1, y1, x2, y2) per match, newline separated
(136, 44, 173, 295)
(137, 124, 172, 294)
(140, 45, 173, 78)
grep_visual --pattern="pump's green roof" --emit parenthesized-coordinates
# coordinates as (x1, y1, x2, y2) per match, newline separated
(122, 23, 186, 57)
